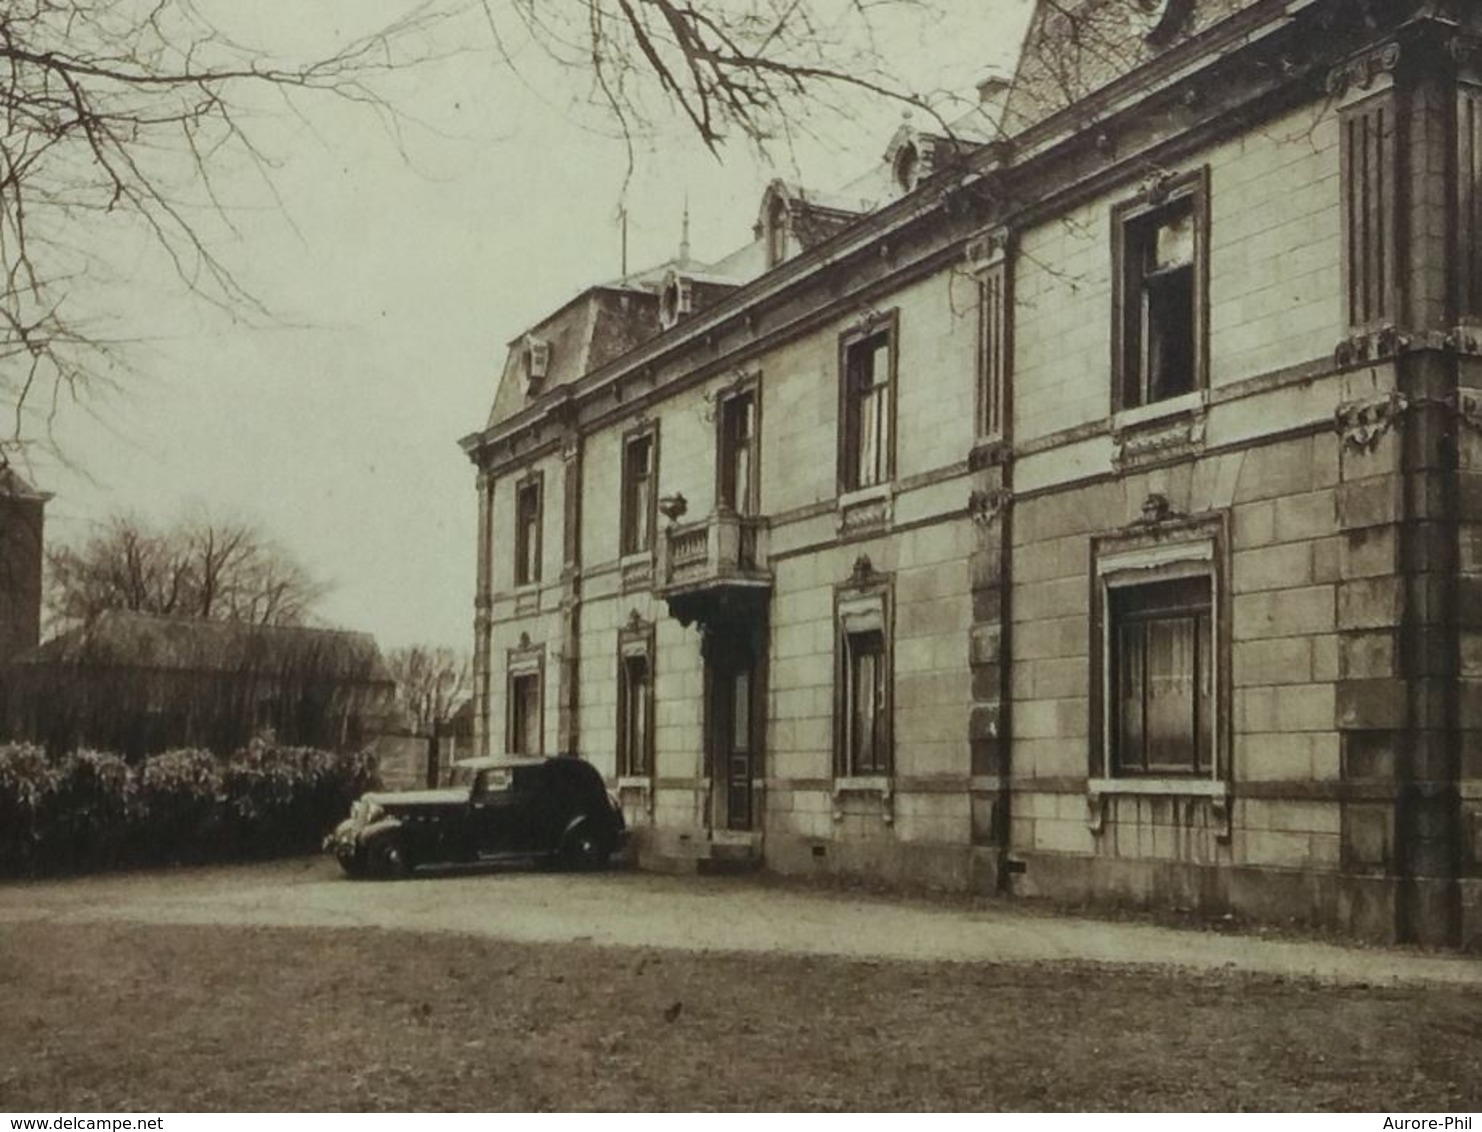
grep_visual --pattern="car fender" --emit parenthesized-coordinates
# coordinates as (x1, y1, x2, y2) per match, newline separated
(561, 812, 592, 838)
(359, 816, 405, 845)
(559, 811, 610, 849)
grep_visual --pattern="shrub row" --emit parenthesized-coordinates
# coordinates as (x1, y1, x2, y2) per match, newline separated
(0, 741, 379, 874)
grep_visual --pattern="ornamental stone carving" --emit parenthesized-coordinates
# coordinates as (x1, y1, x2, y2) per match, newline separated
(967, 488, 1011, 528)
(1325, 42, 1401, 96)
(1334, 390, 1408, 454)
(1110, 410, 1206, 472)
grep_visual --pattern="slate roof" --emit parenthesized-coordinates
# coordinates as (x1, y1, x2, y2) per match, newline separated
(16, 610, 393, 685)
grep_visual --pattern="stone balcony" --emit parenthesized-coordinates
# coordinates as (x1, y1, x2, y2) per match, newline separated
(657, 509, 772, 628)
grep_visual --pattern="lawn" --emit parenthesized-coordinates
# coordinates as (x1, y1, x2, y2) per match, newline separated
(1, 920, 1478, 1111)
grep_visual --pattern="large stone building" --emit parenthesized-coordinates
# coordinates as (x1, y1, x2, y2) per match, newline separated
(463, 0, 1482, 946)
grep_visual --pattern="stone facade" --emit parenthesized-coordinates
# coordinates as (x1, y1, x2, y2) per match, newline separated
(464, 1, 1482, 946)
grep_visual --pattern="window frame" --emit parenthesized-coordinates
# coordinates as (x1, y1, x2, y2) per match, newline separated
(504, 645, 545, 758)
(616, 619, 656, 778)
(1089, 525, 1227, 790)
(1108, 575, 1214, 777)
(1110, 168, 1210, 414)
(837, 311, 899, 495)
(715, 378, 762, 516)
(619, 422, 660, 558)
(512, 471, 544, 587)
(833, 570, 894, 779)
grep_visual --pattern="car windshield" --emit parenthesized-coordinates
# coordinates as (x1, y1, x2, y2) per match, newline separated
(449, 764, 538, 795)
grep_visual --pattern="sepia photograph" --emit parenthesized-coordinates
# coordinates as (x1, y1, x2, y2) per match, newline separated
(2, 0, 1482, 1116)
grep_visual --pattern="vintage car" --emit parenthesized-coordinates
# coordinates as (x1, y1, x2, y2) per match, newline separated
(326, 754, 626, 878)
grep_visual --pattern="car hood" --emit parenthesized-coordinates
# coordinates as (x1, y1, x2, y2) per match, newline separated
(364, 788, 469, 808)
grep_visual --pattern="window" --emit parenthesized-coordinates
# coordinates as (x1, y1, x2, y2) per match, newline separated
(1109, 576, 1213, 776)
(506, 670, 542, 756)
(1113, 171, 1207, 410)
(893, 142, 920, 193)
(765, 196, 788, 268)
(521, 335, 550, 392)
(659, 271, 692, 330)
(839, 319, 895, 491)
(617, 652, 653, 777)
(843, 630, 889, 775)
(621, 427, 657, 556)
(513, 475, 542, 586)
(835, 563, 892, 778)
(717, 389, 759, 515)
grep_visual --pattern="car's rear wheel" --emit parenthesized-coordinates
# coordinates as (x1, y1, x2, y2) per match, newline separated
(366, 838, 411, 880)
(560, 823, 609, 872)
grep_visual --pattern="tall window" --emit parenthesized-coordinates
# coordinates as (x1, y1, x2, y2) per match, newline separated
(840, 322, 895, 491)
(718, 389, 759, 515)
(1110, 576, 1213, 775)
(514, 475, 542, 586)
(507, 670, 542, 756)
(843, 630, 889, 775)
(621, 428, 657, 556)
(617, 652, 652, 777)
(1113, 171, 1207, 410)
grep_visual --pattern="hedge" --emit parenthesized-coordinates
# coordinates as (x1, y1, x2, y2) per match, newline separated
(0, 740, 379, 875)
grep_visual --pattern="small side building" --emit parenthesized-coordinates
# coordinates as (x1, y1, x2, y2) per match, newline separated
(0, 466, 47, 670)
(5, 611, 396, 758)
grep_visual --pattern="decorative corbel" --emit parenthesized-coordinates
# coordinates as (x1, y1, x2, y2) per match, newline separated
(657, 493, 688, 524)
(967, 487, 1011, 528)
(1209, 792, 1232, 844)
(1454, 389, 1482, 436)
(850, 304, 886, 335)
(1086, 790, 1106, 835)
(1335, 390, 1408, 454)
(1135, 492, 1182, 526)
(1325, 42, 1401, 97)
(1138, 168, 1179, 207)
(963, 226, 1010, 274)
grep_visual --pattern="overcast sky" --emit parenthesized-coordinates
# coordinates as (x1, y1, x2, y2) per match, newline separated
(30, 0, 1031, 653)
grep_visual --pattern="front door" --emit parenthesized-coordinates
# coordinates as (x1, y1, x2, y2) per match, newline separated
(708, 644, 759, 832)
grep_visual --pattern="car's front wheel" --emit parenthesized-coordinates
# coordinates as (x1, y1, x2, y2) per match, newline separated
(366, 838, 411, 880)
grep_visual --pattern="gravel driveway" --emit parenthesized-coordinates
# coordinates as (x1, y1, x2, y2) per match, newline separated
(2, 856, 1478, 986)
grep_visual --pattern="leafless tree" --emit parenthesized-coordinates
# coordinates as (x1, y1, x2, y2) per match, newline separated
(483, 0, 966, 157)
(0, 0, 458, 468)
(386, 644, 471, 733)
(46, 511, 323, 629)
(0, 0, 1005, 472)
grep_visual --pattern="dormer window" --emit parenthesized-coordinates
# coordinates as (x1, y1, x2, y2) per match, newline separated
(521, 335, 550, 392)
(765, 196, 789, 267)
(1129, 0, 1192, 44)
(893, 142, 920, 193)
(659, 270, 693, 330)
